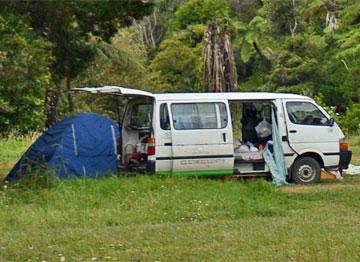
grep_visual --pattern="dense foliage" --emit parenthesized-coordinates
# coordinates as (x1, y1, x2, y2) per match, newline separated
(0, 12, 52, 133)
(0, 0, 153, 132)
(150, 0, 360, 133)
(0, 0, 359, 134)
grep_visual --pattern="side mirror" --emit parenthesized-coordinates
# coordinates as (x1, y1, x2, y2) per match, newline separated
(328, 118, 335, 127)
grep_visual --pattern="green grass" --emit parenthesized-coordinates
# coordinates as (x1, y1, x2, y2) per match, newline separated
(349, 135, 360, 165)
(0, 135, 359, 260)
(0, 137, 34, 177)
(0, 176, 360, 261)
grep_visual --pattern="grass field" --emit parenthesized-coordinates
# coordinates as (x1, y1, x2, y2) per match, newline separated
(349, 135, 360, 166)
(0, 134, 37, 178)
(0, 135, 359, 261)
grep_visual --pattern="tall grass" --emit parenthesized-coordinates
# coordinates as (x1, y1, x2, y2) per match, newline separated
(0, 132, 38, 162)
(0, 134, 360, 260)
(349, 135, 360, 165)
(0, 132, 38, 179)
(1, 175, 360, 261)
(2, 176, 293, 225)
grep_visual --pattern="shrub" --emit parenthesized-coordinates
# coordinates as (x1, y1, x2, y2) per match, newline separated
(338, 103, 360, 135)
(0, 11, 53, 134)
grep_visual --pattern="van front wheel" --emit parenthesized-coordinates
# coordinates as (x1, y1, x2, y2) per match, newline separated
(291, 157, 321, 184)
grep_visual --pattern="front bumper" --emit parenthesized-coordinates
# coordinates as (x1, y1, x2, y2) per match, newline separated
(339, 150, 352, 170)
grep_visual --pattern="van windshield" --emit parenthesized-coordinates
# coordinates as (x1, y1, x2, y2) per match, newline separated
(286, 102, 328, 126)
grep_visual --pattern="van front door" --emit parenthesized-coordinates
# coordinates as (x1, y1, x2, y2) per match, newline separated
(284, 100, 341, 167)
(168, 101, 234, 176)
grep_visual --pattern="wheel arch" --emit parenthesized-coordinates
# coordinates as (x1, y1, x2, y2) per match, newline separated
(294, 152, 324, 168)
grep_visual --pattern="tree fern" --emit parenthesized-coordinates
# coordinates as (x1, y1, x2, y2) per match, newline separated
(91, 41, 145, 73)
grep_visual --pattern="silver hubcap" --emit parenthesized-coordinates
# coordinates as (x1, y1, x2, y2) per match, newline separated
(297, 164, 315, 182)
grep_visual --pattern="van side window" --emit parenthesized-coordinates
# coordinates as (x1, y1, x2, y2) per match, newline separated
(160, 103, 170, 130)
(171, 103, 227, 130)
(286, 102, 328, 126)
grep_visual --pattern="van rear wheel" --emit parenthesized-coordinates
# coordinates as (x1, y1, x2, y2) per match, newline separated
(291, 157, 321, 184)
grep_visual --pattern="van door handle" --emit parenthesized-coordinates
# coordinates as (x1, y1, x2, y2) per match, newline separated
(222, 133, 226, 142)
(289, 130, 297, 133)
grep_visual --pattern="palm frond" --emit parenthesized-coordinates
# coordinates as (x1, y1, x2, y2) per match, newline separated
(92, 42, 145, 73)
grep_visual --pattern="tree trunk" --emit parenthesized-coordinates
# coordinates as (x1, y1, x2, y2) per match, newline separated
(203, 22, 237, 92)
(44, 83, 61, 128)
(65, 64, 74, 113)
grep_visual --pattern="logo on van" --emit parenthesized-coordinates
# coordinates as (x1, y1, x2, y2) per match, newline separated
(180, 159, 226, 166)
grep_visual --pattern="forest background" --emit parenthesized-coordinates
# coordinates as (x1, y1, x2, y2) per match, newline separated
(0, 0, 359, 136)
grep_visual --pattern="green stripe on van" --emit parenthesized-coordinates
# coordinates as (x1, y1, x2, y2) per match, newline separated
(156, 169, 233, 176)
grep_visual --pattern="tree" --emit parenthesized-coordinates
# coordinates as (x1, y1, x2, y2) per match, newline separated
(68, 29, 151, 120)
(269, 49, 319, 95)
(1, 0, 153, 127)
(151, 28, 204, 92)
(233, 16, 271, 63)
(0, 12, 53, 133)
(132, 0, 186, 52)
(151, 0, 235, 92)
(230, 0, 262, 23)
(261, 0, 301, 37)
(203, 22, 237, 92)
(169, 0, 230, 32)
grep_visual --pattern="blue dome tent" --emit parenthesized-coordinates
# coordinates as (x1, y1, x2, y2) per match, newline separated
(7, 113, 119, 180)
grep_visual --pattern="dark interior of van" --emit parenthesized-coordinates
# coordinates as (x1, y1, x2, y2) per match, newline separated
(229, 101, 273, 173)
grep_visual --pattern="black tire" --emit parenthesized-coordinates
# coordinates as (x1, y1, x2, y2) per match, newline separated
(291, 157, 321, 184)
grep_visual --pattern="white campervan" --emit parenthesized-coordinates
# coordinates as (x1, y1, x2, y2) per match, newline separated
(73, 85, 352, 184)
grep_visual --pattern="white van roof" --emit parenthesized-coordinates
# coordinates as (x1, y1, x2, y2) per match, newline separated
(153, 92, 310, 101)
(71, 85, 311, 101)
